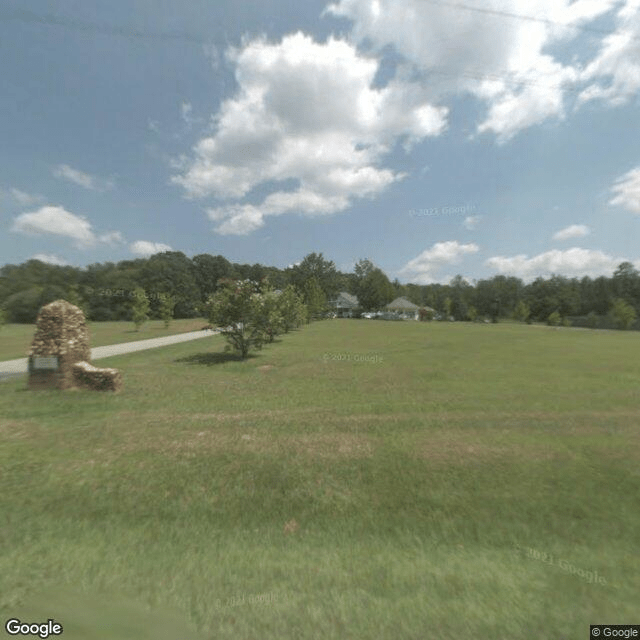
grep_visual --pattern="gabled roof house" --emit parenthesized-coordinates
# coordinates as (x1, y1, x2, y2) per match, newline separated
(385, 296, 420, 320)
(330, 291, 360, 317)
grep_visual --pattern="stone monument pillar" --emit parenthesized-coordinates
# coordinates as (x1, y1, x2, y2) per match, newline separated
(28, 299, 91, 390)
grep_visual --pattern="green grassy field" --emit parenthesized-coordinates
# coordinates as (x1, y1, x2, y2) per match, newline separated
(0, 318, 209, 361)
(1, 320, 639, 639)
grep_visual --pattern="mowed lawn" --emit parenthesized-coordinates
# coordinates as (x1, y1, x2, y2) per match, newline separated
(1, 320, 639, 639)
(0, 318, 209, 361)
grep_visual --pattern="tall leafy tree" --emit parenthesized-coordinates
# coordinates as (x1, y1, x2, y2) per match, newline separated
(302, 276, 327, 321)
(139, 251, 199, 318)
(288, 253, 339, 302)
(612, 262, 640, 311)
(357, 268, 395, 311)
(192, 254, 235, 304)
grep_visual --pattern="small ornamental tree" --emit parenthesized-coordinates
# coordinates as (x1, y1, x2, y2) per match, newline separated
(302, 277, 327, 322)
(418, 308, 435, 322)
(256, 286, 284, 343)
(0, 306, 6, 330)
(513, 300, 530, 323)
(206, 279, 268, 359)
(277, 285, 306, 332)
(159, 294, 176, 329)
(610, 297, 636, 330)
(466, 305, 478, 322)
(131, 287, 150, 331)
(547, 310, 561, 326)
(586, 311, 598, 329)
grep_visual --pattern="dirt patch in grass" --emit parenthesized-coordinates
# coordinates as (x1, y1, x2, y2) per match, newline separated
(0, 419, 43, 440)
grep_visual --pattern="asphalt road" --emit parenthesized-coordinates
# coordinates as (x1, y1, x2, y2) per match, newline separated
(0, 328, 219, 380)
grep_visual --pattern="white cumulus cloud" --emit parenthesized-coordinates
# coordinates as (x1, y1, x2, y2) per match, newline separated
(172, 31, 448, 234)
(463, 215, 481, 230)
(552, 224, 590, 240)
(399, 240, 480, 283)
(130, 240, 172, 256)
(325, 0, 637, 143)
(12, 206, 96, 247)
(30, 253, 68, 266)
(9, 188, 44, 206)
(98, 231, 125, 246)
(577, 1, 640, 108)
(609, 166, 640, 213)
(52, 164, 114, 191)
(486, 247, 634, 281)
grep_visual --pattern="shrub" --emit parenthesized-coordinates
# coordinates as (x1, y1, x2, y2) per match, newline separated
(610, 298, 637, 330)
(547, 310, 561, 326)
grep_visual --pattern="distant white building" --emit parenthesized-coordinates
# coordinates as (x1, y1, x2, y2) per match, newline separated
(329, 292, 360, 318)
(385, 296, 421, 320)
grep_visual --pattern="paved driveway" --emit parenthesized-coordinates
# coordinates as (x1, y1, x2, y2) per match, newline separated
(0, 328, 219, 379)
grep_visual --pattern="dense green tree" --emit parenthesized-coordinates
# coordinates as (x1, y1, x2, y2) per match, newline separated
(192, 254, 235, 304)
(354, 259, 376, 281)
(525, 275, 579, 321)
(391, 278, 407, 299)
(288, 253, 339, 302)
(357, 268, 395, 311)
(610, 298, 637, 330)
(3, 286, 45, 323)
(139, 252, 200, 318)
(449, 275, 474, 320)
(612, 262, 640, 311)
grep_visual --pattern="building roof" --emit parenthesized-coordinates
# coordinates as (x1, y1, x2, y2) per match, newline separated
(385, 296, 419, 310)
(331, 291, 359, 307)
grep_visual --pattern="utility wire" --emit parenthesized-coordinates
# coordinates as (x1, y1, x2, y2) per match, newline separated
(418, 0, 639, 42)
(0, 4, 630, 96)
(0, 7, 209, 43)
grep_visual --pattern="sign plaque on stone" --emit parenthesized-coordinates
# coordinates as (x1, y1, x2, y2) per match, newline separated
(33, 356, 59, 370)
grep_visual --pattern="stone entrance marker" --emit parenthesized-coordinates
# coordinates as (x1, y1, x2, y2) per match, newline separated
(28, 300, 91, 390)
(28, 299, 122, 392)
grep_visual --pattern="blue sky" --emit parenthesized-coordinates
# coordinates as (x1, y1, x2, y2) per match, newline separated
(1, 0, 639, 284)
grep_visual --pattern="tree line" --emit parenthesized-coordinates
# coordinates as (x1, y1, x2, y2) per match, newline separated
(1, 252, 639, 330)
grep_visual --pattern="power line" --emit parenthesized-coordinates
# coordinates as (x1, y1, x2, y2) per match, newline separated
(0, 5, 628, 97)
(418, 0, 640, 43)
(0, 8, 210, 44)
